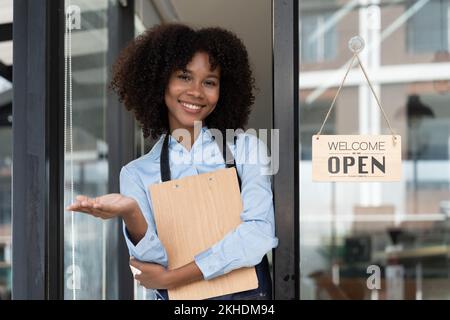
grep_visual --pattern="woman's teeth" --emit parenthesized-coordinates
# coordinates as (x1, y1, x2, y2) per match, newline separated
(181, 102, 202, 110)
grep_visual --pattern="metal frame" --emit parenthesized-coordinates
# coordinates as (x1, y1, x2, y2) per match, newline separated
(272, 0, 300, 299)
(12, 0, 65, 299)
(106, 0, 136, 300)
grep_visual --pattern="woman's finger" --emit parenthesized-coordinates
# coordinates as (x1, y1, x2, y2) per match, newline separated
(93, 197, 102, 209)
(90, 204, 114, 219)
(80, 200, 93, 208)
(66, 200, 83, 211)
(134, 273, 143, 282)
(76, 195, 90, 202)
(94, 200, 113, 212)
(129, 258, 144, 271)
(67, 198, 113, 219)
(73, 202, 100, 217)
(92, 202, 116, 218)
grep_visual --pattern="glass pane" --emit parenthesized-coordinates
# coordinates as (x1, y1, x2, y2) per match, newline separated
(382, 0, 449, 64)
(406, 0, 448, 53)
(299, 0, 450, 300)
(63, 0, 116, 299)
(0, 0, 13, 300)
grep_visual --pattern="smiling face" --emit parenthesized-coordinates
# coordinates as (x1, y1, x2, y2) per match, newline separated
(165, 51, 220, 135)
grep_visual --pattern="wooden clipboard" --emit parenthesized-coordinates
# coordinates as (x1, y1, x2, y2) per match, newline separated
(149, 167, 258, 300)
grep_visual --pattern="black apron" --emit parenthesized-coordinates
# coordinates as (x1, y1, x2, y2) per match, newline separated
(155, 132, 272, 300)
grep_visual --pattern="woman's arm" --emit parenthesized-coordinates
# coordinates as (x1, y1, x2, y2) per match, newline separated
(122, 203, 148, 245)
(119, 166, 168, 265)
(130, 259, 203, 289)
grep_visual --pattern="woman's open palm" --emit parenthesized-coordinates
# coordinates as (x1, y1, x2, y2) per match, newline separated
(66, 194, 137, 220)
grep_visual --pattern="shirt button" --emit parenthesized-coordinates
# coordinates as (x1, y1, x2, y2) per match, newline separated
(150, 235, 155, 241)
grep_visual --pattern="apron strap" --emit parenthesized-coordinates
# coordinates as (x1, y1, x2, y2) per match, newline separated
(219, 134, 242, 189)
(160, 132, 171, 182)
(159, 130, 242, 189)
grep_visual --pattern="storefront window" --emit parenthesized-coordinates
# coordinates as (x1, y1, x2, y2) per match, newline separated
(299, 0, 450, 300)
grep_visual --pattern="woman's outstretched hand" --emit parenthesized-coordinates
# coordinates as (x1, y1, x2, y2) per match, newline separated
(65, 194, 138, 220)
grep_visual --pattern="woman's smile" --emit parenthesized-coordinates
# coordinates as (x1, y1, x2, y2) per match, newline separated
(178, 100, 205, 114)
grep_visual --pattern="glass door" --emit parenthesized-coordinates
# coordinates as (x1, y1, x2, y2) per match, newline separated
(299, 0, 450, 300)
(63, 0, 114, 299)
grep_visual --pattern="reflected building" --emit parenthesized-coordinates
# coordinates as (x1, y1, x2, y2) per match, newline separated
(0, 0, 12, 300)
(299, 0, 450, 300)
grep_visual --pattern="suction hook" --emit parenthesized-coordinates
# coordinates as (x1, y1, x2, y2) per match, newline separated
(348, 36, 365, 53)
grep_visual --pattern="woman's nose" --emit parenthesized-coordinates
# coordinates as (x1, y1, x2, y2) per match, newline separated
(186, 82, 204, 98)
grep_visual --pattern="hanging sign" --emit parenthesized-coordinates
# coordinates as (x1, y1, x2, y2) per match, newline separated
(312, 135, 401, 181)
(312, 36, 402, 182)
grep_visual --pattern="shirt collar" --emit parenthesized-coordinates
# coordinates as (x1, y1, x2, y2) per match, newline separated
(147, 125, 214, 161)
(167, 125, 213, 147)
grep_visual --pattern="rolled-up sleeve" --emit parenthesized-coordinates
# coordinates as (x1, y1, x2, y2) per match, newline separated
(194, 135, 279, 280)
(119, 166, 168, 266)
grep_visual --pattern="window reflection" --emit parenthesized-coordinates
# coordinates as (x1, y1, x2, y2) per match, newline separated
(0, 128, 11, 300)
(0, 0, 13, 300)
(300, 0, 450, 300)
(301, 11, 338, 63)
(63, 0, 114, 299)
(407, 0, 449, 53)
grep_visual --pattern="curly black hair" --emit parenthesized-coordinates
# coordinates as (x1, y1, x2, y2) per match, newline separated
(110, 23, 256, 140)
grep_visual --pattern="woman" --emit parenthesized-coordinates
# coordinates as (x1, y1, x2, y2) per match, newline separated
(66, 23, 278, 300)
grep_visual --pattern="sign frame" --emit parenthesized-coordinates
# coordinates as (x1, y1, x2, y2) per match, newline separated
(312, 134, 402, 182)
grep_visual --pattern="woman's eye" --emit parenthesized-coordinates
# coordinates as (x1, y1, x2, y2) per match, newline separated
(204, 81, 217, 87)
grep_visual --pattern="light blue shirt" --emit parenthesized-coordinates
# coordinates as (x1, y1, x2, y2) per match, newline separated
(119, 126, 278, 280)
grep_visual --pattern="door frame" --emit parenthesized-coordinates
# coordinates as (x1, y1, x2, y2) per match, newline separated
(12, 0, 65, 299)
(272, 0, 300, 300)
(12, 0, 136, 300)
